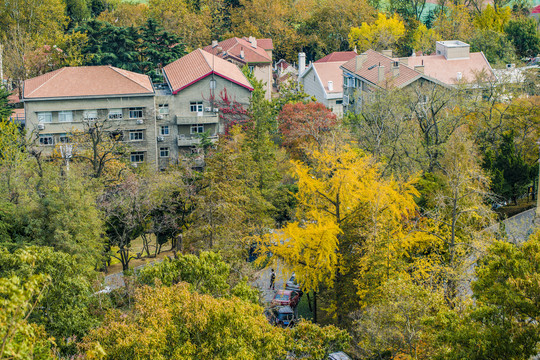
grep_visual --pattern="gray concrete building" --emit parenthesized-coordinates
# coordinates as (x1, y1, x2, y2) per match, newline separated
(22, 49, 253, 171)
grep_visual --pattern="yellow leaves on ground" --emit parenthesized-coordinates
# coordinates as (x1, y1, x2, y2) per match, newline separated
(348, 13, 406, 52)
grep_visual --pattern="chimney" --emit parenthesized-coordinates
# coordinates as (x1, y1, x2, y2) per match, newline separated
(328, 81, 333, 92)
(378, 65, 385, 83)
(248, 36, 257, 48)
(399, 57, 408, 66)
(240, 47, 245, 59)
(382, 49, 392, 57)
(355, 54, 367, 72)
(391, 61, 399, 77)
(414, 65, 424, 74)
(298, 52, 306, 76)
(212, 40, 218, 48)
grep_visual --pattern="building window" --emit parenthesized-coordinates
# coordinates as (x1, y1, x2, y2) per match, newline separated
(37, 112, 52, 123)
(210, 79, 216, 89)
(59, 133, 70, 143)
(160, 126, 169, 136)
(108, 109, 123, 119)
(129, 107, 143, 119)
(58, 111, 73, 123)
(336, 99, 343, 105)
(191, 124, 204, 134)
(190, 101, 203, 112)
(129, 131, 144, 141)
(158, 104, 169, 115)
(159, 147, 169, 157)
(130, 152, 144, 163)
(39, 134, 54, 145)
(83, 110, 98, 120)
(249, 65, 255, 73)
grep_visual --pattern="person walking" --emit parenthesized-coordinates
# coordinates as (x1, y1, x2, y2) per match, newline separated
(269, 269, 276, 290)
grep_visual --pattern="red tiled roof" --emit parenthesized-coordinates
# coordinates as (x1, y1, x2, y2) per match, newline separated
(311, 61, 348, 94)
(23, 66, 154, 99)
(407, 52, 493, 85)
(531, 4, 540, 13)
(256, 38, 274, 50)
(203, 37, 272, 64)
(341, 50, 423, 89)
(315, 51, 357, 63)
(163, 49, 253, 94)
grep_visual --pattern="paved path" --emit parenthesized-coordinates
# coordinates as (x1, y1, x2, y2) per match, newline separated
(252, 261, 289, 305)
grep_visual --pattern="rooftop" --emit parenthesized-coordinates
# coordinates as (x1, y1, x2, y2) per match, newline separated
(163, 49, 253, 94)
(203, 37, 272, 64)
(315, 51, 357, 63)
(23, 66, 154, 99)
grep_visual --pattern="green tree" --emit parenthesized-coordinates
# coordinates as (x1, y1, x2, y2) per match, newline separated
(505, 17, 540, 58)
(0, 246, 99, 355)
(0, 88, 13, 120)
(0, 274, 53, 360)
(81, 282, 288, 359)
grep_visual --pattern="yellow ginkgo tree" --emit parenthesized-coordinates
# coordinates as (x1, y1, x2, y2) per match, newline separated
(348, 13, 406, 52)
(257, 145, 419, 321)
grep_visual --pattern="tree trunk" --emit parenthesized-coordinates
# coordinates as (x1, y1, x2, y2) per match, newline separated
(313, 291, 318, 324)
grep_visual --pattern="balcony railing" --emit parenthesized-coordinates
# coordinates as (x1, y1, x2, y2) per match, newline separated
(177, 135, 218, 147)
(176, 114, 219, 125)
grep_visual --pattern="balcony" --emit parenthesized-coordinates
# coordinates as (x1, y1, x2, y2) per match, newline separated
(177, 135, 218, 147)
(176, 114, 219, 125)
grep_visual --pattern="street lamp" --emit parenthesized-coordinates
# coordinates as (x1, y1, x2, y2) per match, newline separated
(60, 143, 73, 173)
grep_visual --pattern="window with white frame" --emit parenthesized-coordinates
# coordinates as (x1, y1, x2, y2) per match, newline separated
(58, 111, 73, 123)
(37, 112, 52, 123)
(59, 134, 70, 143)
(130, 152, 144, 163)
(129, 130, 144, 141)
(158, 104, 169, 114)
(39, 134, 54, 145)
(210, 79, 216, 89)
(190, 124, 204, 134)
(249, 65, 255, 73)
(160, 126, 169, 136)
(190, 101, 203, 112)
(108, 108, 123, 119)
(83, 110, 98, 120)
(129, 107, 143, 119)
(159, 147, 169, 157)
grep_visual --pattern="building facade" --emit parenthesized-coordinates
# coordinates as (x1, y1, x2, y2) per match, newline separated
(23, 50, 253, 170)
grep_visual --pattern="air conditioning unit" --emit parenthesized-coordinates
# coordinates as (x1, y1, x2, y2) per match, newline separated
(205, 107, 212, 112)
(197, 111, 203, 117)
(136, 119, 144, 125)
(157, 136, 164, 142)
(37, 123, 45, 130)
(343, 95, 349, 106)
(131, 163, 138, 168)
(213, 108, 219, 113)
(156, 114, 164, 120)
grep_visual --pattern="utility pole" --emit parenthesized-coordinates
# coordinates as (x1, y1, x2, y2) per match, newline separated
(536, 139, 540, 226)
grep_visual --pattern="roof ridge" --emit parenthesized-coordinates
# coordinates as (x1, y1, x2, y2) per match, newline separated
(109, 66, 153, 92)
(199, 49, 213, 71)
(26, 68, 66, 97)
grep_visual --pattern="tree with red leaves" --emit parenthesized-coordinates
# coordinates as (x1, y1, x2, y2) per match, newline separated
(278, 102, 338, 150)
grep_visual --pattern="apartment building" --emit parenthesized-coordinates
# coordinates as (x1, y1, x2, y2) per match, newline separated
(203, 37, 273, 99)
(22, 49, 253, 170)
(22, 66, 158, 167)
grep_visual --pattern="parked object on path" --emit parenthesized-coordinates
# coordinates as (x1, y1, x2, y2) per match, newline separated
(271, 289, 301, 308)
(264, 305, 295, 328)
(285, 272, 303, 295)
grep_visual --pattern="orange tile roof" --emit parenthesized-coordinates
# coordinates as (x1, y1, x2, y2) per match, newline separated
(203, 37, 272, 64)
(312, 61, 348, 94)
(315, 51, 357, 63)
(163, 49, 253, 94)
(341, 50, 424, 89)
(23, 66, 154, 99)
(406, 52, 494, 85)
